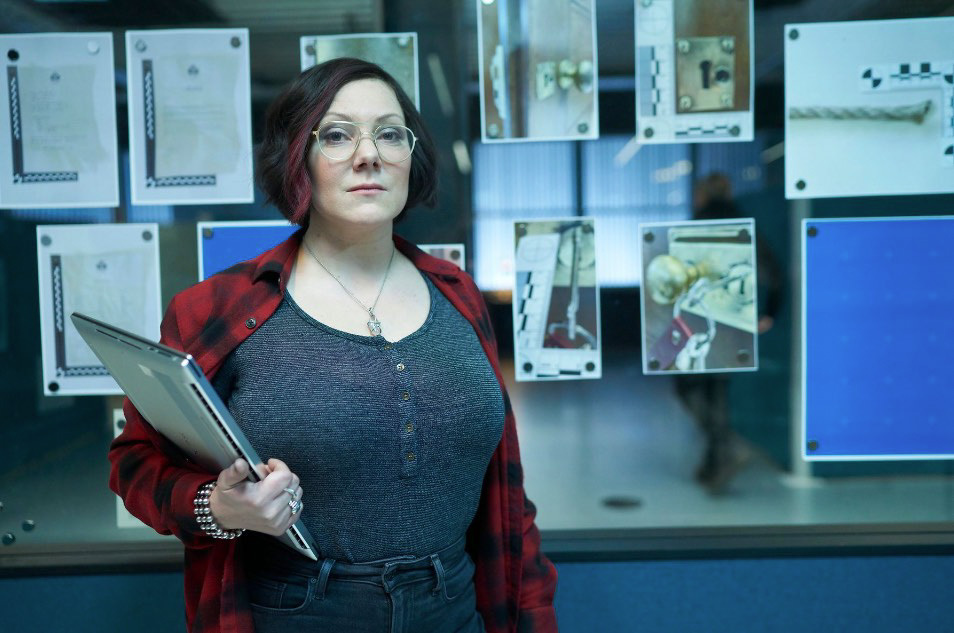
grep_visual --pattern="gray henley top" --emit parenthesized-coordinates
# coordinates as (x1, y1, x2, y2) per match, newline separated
(213, 275, 504, 563)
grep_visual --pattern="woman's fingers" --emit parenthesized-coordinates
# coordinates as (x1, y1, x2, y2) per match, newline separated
(217, 458, 250, 490)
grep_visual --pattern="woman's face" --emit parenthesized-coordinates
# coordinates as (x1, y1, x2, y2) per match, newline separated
(307, 78, 412, 229)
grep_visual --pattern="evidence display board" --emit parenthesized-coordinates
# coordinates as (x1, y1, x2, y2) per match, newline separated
(802, 216, 954, 460)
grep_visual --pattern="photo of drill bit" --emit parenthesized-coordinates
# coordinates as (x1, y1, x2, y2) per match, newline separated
(477, 0, 599, 142)
(785, 17, 954, 198)
(635, 0, 755, 144)
(513, 218, 601, 381)
(639, 219, 758, 374)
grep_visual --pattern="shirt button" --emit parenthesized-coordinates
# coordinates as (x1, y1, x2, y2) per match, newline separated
(401, 391, 410, 401)
(405, 422, 414, 432)
(406, 452, 416, 462)
(396, 363, 406, 372)
(245, 317, 256, 329)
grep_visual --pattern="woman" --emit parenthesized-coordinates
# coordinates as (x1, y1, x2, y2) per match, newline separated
(108, 58, 558, 633)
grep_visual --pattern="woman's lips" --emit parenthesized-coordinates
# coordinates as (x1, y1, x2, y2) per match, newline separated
(348, 185, 386, 194)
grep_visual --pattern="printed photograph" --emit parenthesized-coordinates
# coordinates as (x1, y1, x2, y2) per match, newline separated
(478, 0, 598, 142)
(635, 0, 754, 143)
(640, 219, 758, 374)
(513, 218, 601, 381)
(785, 17, 954, 198)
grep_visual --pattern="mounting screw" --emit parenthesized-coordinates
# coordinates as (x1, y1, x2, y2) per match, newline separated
(304, 44, 315, 56)
(796, 179, 807, 191)
(643, 231, 654, 243)
(2, 533, 14, 546)
(676, 39, 690, 54)
(487, 123, 500, 138)
(789, 29, 799, 41)
(643, 127, 655, 138)
(577, 122, 589, 134)
(585, 362, 596, 372)
(720, 38, 734, 53)
(135, 40, 146, 53)
(807, 226, 818, 237)
(679, 95, 693, 110)
(729, 125, 741, 136)
(807, 440, 819, 451)
(648, 359, 660, 370)
(522, 362, 533, 373)
(230, 36, 241, 48)
(22, 520, 35, 532)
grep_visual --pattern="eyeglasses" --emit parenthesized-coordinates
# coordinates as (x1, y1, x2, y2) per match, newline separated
(311, 121, 417, 163)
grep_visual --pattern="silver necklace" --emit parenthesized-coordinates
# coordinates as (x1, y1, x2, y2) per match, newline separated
(302, 238, 395, 337)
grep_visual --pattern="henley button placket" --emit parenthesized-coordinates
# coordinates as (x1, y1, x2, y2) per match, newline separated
(388, 344, 418, 478)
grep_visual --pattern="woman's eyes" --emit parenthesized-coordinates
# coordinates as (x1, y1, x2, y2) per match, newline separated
(376, 127, 404, 142)
(321, 128, 353, 144)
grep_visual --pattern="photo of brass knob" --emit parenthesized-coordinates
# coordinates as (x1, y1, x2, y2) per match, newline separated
(646, 254, 709, 304)
(557, 59, 595, 93)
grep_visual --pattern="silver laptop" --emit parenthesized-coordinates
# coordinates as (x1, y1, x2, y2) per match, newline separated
(71, 312, 318, 561)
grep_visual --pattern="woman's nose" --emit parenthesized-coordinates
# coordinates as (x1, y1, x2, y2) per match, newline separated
(352, 134, 381, 166)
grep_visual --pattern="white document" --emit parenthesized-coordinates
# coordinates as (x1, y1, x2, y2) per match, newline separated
(512, 218, 602, 381)
(126, 29, 253, 205)
(0, 33, 118, 208)
(300, 33, 420, 108)
(36, 224, 162, 396)
(785, 17, 954, 198)
(635, 0, 755, 144)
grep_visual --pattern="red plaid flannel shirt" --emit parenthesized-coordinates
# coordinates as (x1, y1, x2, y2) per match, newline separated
(108, 229, 558, 633)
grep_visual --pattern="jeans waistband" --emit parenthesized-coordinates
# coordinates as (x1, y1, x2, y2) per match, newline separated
(248, 534, 468, 580)
(248, 535, 469, 599)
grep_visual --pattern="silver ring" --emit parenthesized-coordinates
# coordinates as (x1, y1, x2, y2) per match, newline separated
(290, 500, 302, 515)
(282, 487, 296, 498)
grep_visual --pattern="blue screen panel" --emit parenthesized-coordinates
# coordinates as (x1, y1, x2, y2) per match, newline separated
(803, 217, 954, 459)
(198, 222, 298, 281)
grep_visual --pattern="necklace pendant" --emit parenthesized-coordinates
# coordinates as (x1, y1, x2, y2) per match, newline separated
(367, 315, 382, 337)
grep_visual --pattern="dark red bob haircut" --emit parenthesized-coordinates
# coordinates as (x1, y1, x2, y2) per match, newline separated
(257, 57, 438, 226)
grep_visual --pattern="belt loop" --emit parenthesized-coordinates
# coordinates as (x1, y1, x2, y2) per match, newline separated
(314, 558, 335, 601)
(429, 553, 445, 596)
(381, 561, 398, 593)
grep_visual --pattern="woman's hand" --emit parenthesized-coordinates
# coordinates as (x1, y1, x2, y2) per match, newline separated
(208, 458, 304, 536)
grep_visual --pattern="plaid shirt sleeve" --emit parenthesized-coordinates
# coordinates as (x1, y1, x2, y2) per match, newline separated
(107, 293, 218, 548)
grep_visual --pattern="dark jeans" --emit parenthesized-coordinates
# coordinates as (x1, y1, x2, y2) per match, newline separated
(248, 535, 485, 633)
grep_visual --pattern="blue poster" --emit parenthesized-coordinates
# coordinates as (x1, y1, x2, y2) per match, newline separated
(197, 221, 297, 280)
(803, 216, 954, 459)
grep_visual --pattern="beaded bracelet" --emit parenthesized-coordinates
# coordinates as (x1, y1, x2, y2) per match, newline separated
(194, 481, 245, 540)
